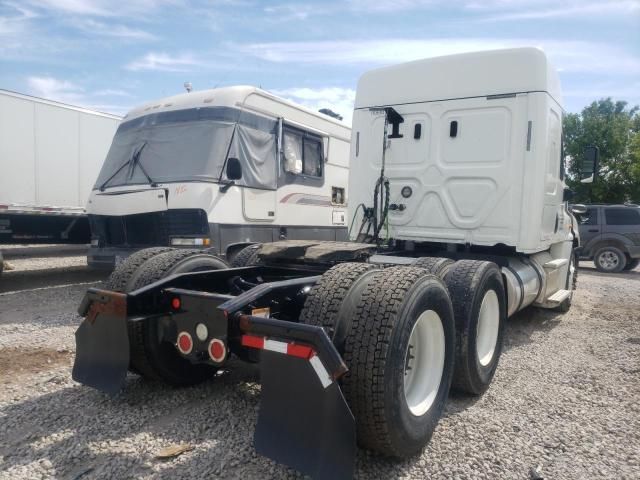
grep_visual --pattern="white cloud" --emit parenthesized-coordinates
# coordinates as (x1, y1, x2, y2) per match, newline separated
(125, 52, 201, 72)
(471, 0, 640, 21)
(71, 19, 157, 40)
(23, 0, 179, 17)
(270, 87, 356, 124)
(346, 0, 437, 12)
(27, 76, 86, 104)
(239, 38, 507, 64)
(94, 88, 134, 97)
(238, 38, 640, 75)
(26, 76, 129, 115)
(263, 3, 317, 21)
(0, 2, 38, 36)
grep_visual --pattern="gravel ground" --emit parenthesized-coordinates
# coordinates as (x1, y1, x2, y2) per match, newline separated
(0, 254, 639, 480)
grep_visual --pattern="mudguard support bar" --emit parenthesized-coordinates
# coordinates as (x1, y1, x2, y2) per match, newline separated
(236, 313, 348, 381)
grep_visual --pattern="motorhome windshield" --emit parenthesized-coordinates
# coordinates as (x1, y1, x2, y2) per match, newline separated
(93, 106, 278, 190)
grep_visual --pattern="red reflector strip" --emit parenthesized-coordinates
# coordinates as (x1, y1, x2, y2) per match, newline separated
(287, 343, 314, 359)
(241, 334, 264, 350)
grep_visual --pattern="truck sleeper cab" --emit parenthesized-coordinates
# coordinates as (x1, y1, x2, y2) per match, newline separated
(87, 86, 351, 268)
(73, 49, 595, 479)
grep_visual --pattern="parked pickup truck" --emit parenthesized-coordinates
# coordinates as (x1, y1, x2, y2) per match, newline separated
(578, 204, 640, 272)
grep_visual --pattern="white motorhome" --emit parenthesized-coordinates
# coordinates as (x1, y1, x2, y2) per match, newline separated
(87, 86, 351, 268)
(0, 89, 120, 245)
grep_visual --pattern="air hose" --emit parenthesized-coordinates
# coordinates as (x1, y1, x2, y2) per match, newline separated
(372, 176, 390, 245)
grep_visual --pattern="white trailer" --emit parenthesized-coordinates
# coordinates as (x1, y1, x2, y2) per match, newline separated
(0, 89, 121, 248)
(87, 86, 351, 269)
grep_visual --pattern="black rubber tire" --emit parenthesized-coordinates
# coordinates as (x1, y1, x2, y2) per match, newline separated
(230, 244, 262, 268)
(623, 258, 639, 271)
(411, 257, 454, 279)
(444, 260, 506, 395)
(105, 247, 174, 292)
(593, 246, 627, 273)
(556, 251, 578, 313)
(127, 250, 228, 386)
(129, 249, 228, 291)
(299, 262, 377, 351)
(341, 266, 456, 457)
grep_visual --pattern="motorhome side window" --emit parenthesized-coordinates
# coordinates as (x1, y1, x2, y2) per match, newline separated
(283, 129, 323, 177)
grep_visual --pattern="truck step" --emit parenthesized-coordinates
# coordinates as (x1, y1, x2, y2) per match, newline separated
(543, 258, 568, 270)
(547, 289, 571, 304)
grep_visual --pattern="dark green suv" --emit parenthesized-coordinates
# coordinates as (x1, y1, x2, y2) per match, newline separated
(578, 204, 640, 272)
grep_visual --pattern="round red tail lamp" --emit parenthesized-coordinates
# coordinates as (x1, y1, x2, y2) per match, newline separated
(208, 338, 226, 363)
(176, 332, 193, 355)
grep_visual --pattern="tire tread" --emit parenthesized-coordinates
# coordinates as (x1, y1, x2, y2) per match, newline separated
(105, 247, 174, 292)
(342, 266, 431, 455)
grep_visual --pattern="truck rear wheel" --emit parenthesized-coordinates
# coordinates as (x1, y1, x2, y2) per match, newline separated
(104, 247, 174, 292)
(444, 260, 506, 395)
(127, 249, 229, 386)
(230, 244, 262, 268)
(411, 257, 454, 278)
(341, 266, 455, 457)
(300, 262, 377, 351)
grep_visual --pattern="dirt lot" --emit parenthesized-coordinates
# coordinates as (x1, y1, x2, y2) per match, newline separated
(0, 250, 638, 479)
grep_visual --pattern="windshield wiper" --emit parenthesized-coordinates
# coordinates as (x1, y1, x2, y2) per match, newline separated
(99, 156, 133, 192)
(131, 144, 157, 188)
(99, 142, 151, 191)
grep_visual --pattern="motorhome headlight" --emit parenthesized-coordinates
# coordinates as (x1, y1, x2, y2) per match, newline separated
(171, 237, 211, 247)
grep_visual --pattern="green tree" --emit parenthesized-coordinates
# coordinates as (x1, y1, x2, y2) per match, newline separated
(564, 98, 640, 203)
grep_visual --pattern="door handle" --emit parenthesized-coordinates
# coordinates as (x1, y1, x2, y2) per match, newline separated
(588, 229, 599, 232)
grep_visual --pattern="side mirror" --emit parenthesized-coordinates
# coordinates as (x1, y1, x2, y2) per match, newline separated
(226, 157, 242, 180)
(579, 146, 599, 184)
(570, 204, 587, 215)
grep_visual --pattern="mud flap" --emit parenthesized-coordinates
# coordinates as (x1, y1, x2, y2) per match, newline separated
(72, 313, 130, 395)
(255, 350, 356, 480)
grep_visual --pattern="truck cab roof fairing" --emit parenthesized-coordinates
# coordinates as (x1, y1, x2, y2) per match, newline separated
(354, 48, 563, 110)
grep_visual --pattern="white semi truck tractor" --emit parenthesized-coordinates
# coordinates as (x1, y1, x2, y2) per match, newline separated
(72, 48, 596, 479)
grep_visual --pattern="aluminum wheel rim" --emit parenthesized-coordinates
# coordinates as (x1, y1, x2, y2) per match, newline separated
(598, 251, 618, 270)
(476, 290, 500, 367)
(403, 310, 445, 417)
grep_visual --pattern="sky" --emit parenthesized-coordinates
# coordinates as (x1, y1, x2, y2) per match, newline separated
(1, 0, 639, 124)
